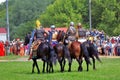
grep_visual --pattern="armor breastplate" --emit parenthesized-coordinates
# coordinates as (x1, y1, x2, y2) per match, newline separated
(36, 29, 44, 39)
(52, 31, 58, 40)
(68, 26, 76, 36)
(78, 29, 86, 37)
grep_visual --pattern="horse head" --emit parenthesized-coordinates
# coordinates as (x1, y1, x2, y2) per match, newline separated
(57, 30, 65, 42)
(24, 33, 31, 45)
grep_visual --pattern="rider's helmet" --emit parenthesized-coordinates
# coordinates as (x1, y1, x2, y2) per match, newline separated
(77, 23, 82, 28)
(50, 25, 55, 29)
(70, 21, 74, 26)
(36, 20, 41, 29)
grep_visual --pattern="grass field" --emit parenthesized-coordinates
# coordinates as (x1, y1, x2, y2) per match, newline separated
(0, 55, 20, 60)
(0, 56, 120, 80)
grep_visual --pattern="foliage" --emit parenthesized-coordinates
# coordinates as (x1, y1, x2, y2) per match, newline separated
(0, 0, 55, 40)
(40, 0, 120, 36)
(40, 0, 86, 27)
(0, 0, 120, 40)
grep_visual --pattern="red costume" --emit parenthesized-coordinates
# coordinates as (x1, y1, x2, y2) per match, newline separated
(0, 42, 5, 56)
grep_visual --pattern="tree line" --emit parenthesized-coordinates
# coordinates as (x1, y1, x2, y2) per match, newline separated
(0, 0, 119, 40)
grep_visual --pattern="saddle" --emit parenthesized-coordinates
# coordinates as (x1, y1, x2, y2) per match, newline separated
(32, 40, 41, 50)
(31, 41, 41, 58)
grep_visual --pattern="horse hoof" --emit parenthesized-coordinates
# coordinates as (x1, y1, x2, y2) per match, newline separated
(68, 70, 71, 72)
(86, 70, 89, 72)
(60, 70, 64, 72)
(80, 68, 83, 71)
(32, 71, 34, 73)
(52, 70, 54, 73)
(42, 70, 45, 73)
(93, 68, 96, 70)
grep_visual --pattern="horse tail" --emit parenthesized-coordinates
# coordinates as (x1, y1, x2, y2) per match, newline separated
(81, 43, 91, 65)
(50, 46, 57, 65)
(94, 52, 102, 63)
(92, 44, 102, 63)
(63, 45, 71, 63)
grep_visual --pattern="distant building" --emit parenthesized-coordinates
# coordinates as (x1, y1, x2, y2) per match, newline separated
(0, 28, 7, 42)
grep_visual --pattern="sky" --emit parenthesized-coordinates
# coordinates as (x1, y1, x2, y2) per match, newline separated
(0, 0, 6, 4)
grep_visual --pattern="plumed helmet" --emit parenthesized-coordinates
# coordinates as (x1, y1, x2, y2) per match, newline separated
(36, 20, 41, 29)
(50, 25, 55, 29)
(70, 21, 74, 26)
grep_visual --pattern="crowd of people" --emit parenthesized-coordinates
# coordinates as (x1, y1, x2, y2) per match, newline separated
(0, 20, 120, 57)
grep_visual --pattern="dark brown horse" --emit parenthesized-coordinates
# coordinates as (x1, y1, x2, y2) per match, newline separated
(24, 33, 57, 73)
(54, 30, 71, 72)
(81, 40, 102, 71)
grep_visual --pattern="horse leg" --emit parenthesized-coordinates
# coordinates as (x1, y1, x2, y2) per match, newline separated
(58, 59, 63, 72)
(68, 58, 72, 72)
(49, 62, 54, 73)
(62, 58, 66, 72)
(46, 62, 49, 73)
(79, 58, 83, 71)
(76, 57, 82, 72)
(32, 59, 35, 73)
(34, 59, 40, 74)
(85, 57, 89, 71)
(91, 56, 96, 70)
(42, 60, 46, 73)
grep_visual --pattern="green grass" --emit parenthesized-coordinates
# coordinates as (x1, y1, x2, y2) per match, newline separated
(0, 55, 20, 60)
(0, 54, 29, 60)
(0, 58, 120, 80)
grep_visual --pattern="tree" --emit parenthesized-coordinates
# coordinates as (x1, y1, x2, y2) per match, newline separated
(40, 0, 86, 27)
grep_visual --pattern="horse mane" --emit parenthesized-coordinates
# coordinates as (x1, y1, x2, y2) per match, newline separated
(57, 30, 64, 42)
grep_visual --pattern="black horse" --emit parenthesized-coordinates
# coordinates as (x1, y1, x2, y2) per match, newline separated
(54, 30, 71, 72)
(24, 33, 57, 73)
(81, 40, 102, 71)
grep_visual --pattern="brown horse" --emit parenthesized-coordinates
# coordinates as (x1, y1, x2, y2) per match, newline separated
(68, 41, 83, 71)
(68, 41, 90, 71)
(54, 30, 71, 72)
(64, 34, 91, 71)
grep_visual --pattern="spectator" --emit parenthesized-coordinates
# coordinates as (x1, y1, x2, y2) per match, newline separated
(0, 41, 5, 56)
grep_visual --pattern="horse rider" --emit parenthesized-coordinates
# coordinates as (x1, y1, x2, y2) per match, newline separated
(48, 25, 58, 47)
(28, 20, 46, 60)
(66, 21, 76, 47)
(76, 23, 87, 43)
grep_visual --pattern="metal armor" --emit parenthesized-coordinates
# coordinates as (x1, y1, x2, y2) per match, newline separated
(52, 31, 58, 40)
(77, 28, 87, 43)
(78, 28, 86, 38)
(35, 27, 45, 40)
(67, 26, 76, 41)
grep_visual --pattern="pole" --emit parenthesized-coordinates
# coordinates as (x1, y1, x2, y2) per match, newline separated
(6, 0, 10, 55)
(6, 0, 10, 42)
(89, 0, 92, 30)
